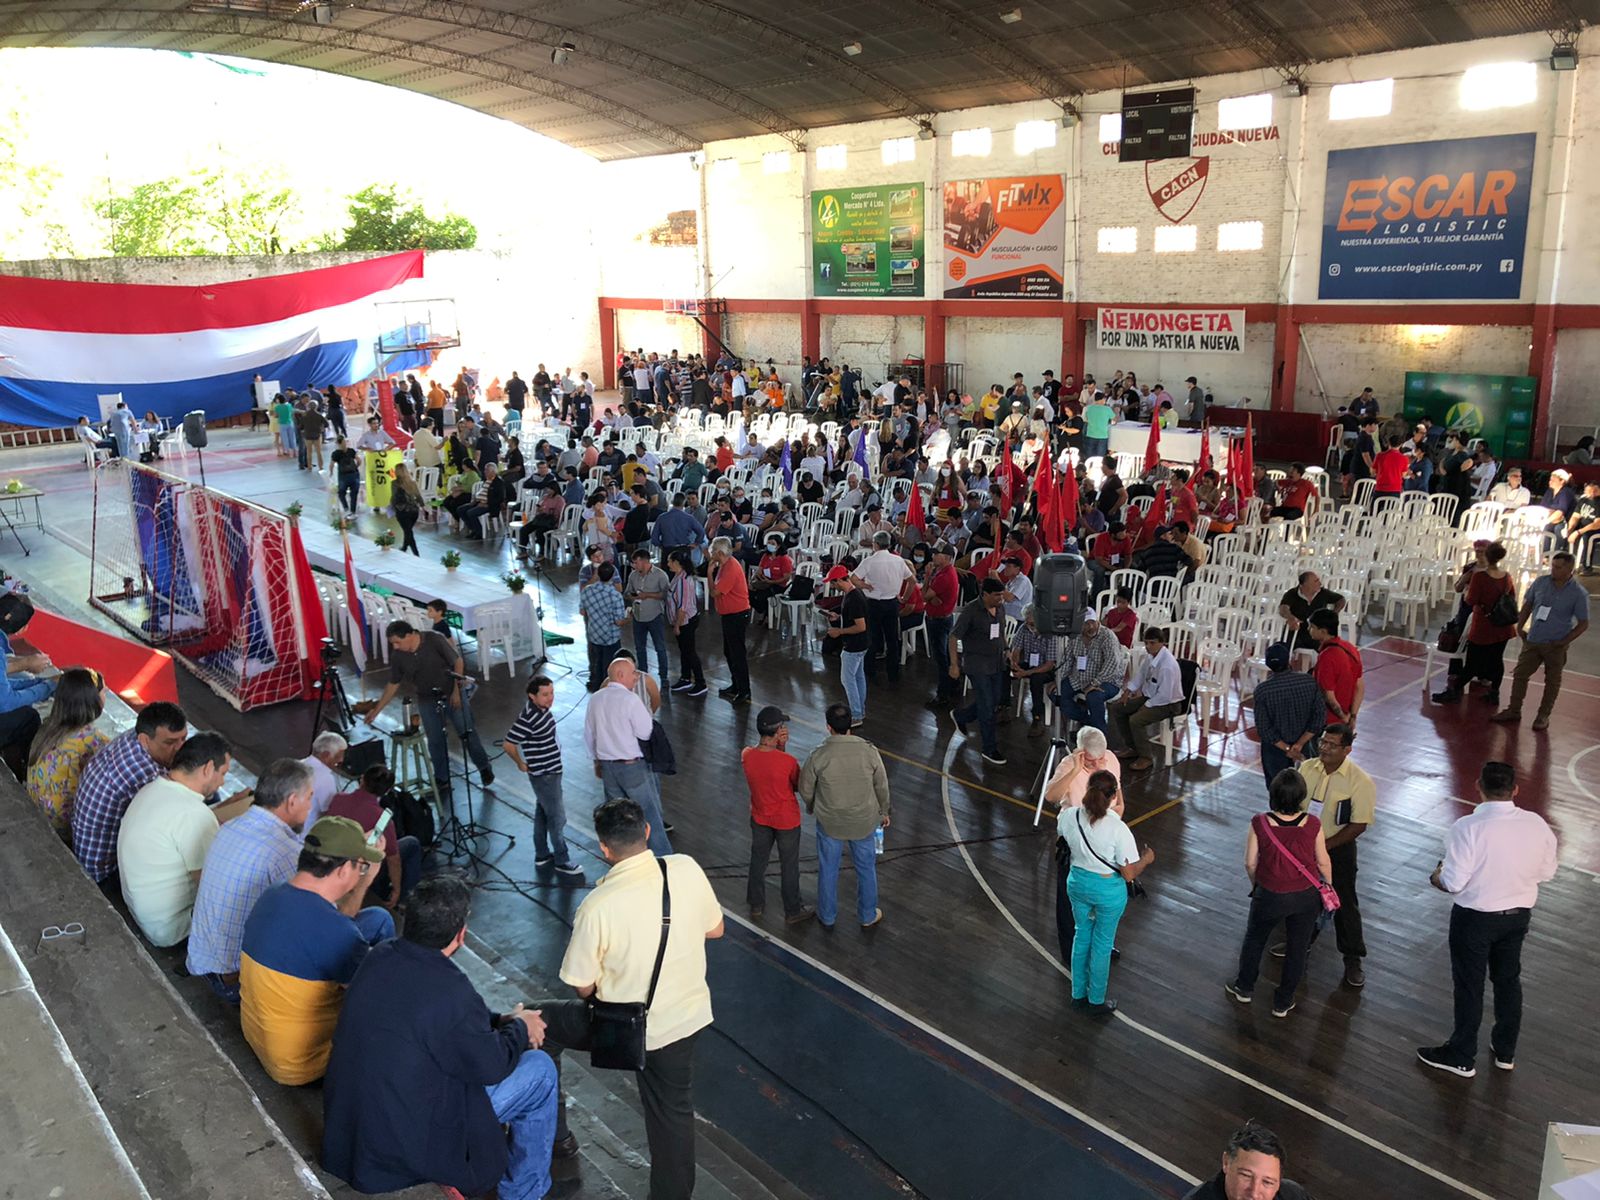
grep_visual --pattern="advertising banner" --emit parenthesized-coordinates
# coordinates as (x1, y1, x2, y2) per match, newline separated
(812, 183, 924, 297)
(1402, 371, 1535, 458)
(1095, 306, 1246, 354)
(942, 175, 1065, 299)
(1319, 133, 1536, 300)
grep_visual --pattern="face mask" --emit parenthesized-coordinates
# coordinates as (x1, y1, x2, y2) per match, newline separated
(767, 543, 780, 553)
(941, 468, 951, 477)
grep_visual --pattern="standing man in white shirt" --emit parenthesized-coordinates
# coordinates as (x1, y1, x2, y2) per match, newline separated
(1417, 760, 1558, 1078)
(854, 530, 914, 684)
(300, 732, 347, 827)
(1107, 627, 1184, 774)
(584, 657, 672, 856)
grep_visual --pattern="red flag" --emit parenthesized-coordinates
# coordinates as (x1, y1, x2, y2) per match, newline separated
(1149, 481, 1168, 527)
(376, 379, 412, 450)
(1198, 420, 1213, 473)
(905, 480, 926, 533)
(1059, 464, 1079, 547)
(999, 437, 1016, 513)
(1143, 411, 1163, 474)
(341, 531, 369, 674)
(1238, 415, 1255, 499)
(1033, 446, 1064, 553)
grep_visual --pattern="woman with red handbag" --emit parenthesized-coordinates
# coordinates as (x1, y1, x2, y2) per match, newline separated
(1226, 769, 1335, 1018)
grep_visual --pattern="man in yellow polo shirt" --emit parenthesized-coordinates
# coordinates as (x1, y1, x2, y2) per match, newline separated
(1291, 723, 1376, 989)
(529, 798, 723, 1200)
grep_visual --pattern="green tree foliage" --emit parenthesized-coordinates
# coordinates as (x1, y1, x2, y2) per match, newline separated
(327, 184, 477, 252)
(0, 105, 79, 258)
(95, 170, 306, 256)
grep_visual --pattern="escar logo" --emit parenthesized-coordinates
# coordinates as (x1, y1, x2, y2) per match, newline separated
(1337, 171, 1517, 233)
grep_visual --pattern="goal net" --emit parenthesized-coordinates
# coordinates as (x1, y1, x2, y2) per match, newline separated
(89, 462, 328, 710)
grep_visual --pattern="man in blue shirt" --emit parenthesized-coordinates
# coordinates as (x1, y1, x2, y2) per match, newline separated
(1492, 551, 1590, 731)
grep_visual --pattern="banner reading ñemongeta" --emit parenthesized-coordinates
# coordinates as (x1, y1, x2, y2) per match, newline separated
(1319, 132, 1536, 300)
(942, 176, 1065, 299)
(1096, 307, 1246, 354)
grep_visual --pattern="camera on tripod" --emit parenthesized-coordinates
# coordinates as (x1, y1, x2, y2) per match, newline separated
(321, 636, 343, 663)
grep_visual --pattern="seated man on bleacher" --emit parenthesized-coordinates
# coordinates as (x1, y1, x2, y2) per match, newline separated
(322, 875, 570, 1200)
(239, 817, 390, 1086)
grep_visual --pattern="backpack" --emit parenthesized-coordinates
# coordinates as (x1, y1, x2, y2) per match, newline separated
(380, 785, 436, 849)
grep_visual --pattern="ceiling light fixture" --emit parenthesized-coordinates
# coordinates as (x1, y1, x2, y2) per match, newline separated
(843, 41, 863, 56)
(1060, 102, 1079, 128)
(1283, 76, 1308, 97)
(917, 120, 935, 141)
(1550, 40, 1578, 71)
(550, 40, 575, 66)
(999, 8, 1022, 22)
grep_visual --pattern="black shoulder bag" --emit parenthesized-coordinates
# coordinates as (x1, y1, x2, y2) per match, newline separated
(1077, 810, 1146, 900)
(589, 858, 671, 1071)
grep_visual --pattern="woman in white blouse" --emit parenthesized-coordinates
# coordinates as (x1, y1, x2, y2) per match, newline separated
(1046, 729, 1124, 966)
(1057, 770, 1155, 1015)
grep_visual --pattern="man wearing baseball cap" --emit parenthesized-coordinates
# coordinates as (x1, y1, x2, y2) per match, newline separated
(824, 566, 871, 727)
(1251, 641, 1325, 787)
(239, 816, 391, 1085)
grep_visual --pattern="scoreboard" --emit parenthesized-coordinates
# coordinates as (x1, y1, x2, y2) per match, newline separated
(1119, 88, 1196, 163)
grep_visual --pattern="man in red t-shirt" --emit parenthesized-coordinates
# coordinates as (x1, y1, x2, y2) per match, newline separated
(1271, 463, 1319, 520)
(324, 764, 421, 910)
(742, 707, 811, 923)
(1169, 470, 1200, 531)
(923, 543, 962, 704)
(1308, 609, 1364, 727)
(1103, 589, 1139, 648)
(711, 537, 751, 701)
(1090, 521, 1134, 595)
(1372, 436, 1408, 499)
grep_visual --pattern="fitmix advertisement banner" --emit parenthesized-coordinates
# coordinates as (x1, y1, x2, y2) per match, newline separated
(1320, 132, 1536, 300)
(812, 183, 925, 297)
(1096, 306, 1246, 354)
(942, 175, 1065, 299)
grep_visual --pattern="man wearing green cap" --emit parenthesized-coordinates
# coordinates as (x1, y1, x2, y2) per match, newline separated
(239, 815, 392, 1086)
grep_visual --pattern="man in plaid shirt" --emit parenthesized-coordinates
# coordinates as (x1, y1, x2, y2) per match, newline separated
(186, 758, 316, 1002)
(579, 561, 627, 692)
(1051, 610, 1128, 735)
(72, 702, 188, 890)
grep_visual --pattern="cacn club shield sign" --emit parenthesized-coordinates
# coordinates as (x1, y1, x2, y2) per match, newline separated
(1145, 156, 1210, 223)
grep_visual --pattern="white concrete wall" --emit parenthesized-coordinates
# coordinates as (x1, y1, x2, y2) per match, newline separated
(1296, 322, 1533, 413)
(821, 315, 924, 384)
(595, 153, 702, 299)
(946, 316, 1061, 395)
(725, 312, 802, 371)
(614, 310, 701, 358)
(1550, 329, 1600, 440)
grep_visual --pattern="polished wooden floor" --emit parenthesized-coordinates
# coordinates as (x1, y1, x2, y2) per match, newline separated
(17, 434, 1599, 1199)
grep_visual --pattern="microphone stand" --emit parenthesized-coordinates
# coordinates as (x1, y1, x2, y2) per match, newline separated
(431, 679, 515, 865)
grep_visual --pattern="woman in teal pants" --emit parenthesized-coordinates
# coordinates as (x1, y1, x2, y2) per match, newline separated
(1058, 770, 1156, 1015)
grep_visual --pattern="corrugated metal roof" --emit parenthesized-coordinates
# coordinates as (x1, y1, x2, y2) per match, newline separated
(0, 0, 1588, 159)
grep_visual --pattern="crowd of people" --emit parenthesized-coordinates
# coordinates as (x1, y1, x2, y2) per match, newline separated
(6, 339, 1593, 1200)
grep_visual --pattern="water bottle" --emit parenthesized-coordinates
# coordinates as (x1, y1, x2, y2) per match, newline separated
(873, 827, 884, 856)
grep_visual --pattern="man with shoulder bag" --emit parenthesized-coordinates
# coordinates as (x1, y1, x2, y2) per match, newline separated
(531, 799, 724, 1200)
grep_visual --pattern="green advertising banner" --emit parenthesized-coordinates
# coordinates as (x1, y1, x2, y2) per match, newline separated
(811, 183, 925, 297)
(1402, 371, 1536, 458)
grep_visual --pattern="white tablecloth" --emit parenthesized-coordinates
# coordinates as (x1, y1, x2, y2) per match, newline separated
(295, 522, 543, 654)
(1107, 421, 1235, 466)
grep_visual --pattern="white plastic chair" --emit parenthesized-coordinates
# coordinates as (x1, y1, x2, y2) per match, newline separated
(472, 600, 520, 681)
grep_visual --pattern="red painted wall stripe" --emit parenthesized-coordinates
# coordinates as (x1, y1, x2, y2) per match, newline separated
(0, 251, 424, 335)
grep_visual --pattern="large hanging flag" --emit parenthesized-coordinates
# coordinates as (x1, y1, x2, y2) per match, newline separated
(0, 252, 426, 427)
(341, 531, 369, 674)
(1143, 412, 1163, 474)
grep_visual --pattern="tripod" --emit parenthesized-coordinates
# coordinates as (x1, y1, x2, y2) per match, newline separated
(1030, 735, 1071, 827)
(309, 654, 355, 748)
(428, 690, 516, 863)
(0, 501, 27, 557)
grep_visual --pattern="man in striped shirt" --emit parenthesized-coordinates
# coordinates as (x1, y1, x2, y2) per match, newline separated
(503, 675, 582, 878)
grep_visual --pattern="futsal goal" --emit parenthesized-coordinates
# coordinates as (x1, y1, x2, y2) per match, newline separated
(89, 463, 328, 710)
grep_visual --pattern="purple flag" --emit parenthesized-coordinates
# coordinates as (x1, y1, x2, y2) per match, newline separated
(780, 439, 793, 489)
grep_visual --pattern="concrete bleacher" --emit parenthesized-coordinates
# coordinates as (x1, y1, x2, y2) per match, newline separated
(0, 768, 795, 1200)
